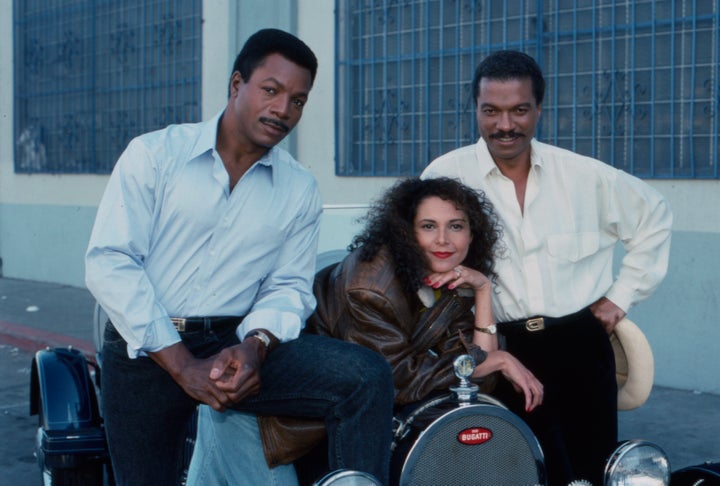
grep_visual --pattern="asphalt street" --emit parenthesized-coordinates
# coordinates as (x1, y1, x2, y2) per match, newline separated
(1, 344, 43, 485)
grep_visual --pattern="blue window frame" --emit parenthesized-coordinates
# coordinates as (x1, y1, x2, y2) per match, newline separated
(13, 0, 202, 174)
(336, 0, 720, 178)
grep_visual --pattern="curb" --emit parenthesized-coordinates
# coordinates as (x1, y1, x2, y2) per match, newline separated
(0, 320, 95, 361)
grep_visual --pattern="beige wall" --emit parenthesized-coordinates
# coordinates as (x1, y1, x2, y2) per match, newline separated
(296, 0, 398, 206)
(0, 0, 719, 393)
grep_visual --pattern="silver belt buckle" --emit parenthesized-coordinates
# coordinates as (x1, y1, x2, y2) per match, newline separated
(525, 317, 545, 332)
(171, 317, 186, 332)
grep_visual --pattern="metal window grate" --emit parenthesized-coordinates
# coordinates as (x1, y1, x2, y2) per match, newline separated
(13, 0, 202, 174)
(336, 0, 720, 179)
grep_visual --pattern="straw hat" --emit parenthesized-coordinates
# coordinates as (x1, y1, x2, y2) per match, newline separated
(610, 318, 654, 411)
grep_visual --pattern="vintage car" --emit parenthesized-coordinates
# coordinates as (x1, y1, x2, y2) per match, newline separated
(31, 334, 718, 486)
(28, 206, 720, 485)
(28, 340, 680, 486)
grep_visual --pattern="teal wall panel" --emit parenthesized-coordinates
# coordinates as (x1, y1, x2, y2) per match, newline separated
(0, 203, 96, 286)
(628, 231, 720, 395)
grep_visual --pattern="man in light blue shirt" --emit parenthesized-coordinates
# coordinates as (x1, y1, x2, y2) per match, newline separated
(86, 28, 393, 486)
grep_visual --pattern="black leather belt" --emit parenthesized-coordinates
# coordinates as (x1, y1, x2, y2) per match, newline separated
(170, 316, 243, 333)
(497, 308, 589, 335)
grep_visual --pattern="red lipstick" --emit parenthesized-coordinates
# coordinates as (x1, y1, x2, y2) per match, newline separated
(432, 252, 453, 259)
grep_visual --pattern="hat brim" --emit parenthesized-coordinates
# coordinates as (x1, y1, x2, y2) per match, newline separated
(610, 318, 654, 411)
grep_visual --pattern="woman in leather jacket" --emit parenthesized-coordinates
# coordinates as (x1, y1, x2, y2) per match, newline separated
(261, 178, 544, 478)
(307, 176, 543, 408)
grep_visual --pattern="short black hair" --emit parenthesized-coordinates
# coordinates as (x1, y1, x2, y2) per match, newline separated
(471, 50, 545, 106)
(228, 28, 318, 96)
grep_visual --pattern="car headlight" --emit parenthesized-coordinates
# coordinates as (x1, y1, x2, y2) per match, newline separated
(604, 440, 670, 486)
(312, 469, 382, 486)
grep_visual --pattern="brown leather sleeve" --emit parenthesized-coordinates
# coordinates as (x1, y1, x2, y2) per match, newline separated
(341, 288, 467, 405)
(311, 248, 480, 406)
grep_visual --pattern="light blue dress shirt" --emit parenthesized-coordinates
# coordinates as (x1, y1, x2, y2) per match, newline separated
(86, 111, 322, 358)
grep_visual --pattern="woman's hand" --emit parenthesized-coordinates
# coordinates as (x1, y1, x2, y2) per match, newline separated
(424, 265, 490, 293)
(425, 265, 498, 351)
(473, 350, 544, 412)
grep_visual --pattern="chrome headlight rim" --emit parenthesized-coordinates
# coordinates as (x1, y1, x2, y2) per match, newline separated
(312, 469, 382, 486)
(604, 439, 670, 486)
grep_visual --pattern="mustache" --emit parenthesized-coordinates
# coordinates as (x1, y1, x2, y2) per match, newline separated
(489, 131, 524, 139)
(259, 117, 290, 133)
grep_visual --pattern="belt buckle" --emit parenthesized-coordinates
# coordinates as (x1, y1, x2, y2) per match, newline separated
(525, 317, 545, 332)
(171, 317, 186, 332)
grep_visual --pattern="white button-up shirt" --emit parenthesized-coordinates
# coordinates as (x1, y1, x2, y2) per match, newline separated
(422, 138, 672, 323)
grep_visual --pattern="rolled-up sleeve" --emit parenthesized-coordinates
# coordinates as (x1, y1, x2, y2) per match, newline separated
(85, 138, 180, 358)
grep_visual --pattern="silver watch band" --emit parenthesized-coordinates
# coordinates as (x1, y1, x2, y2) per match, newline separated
(245, 330, 271, 349)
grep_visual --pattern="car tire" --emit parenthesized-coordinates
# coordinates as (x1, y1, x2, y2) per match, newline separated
(41, 463, 104, 486)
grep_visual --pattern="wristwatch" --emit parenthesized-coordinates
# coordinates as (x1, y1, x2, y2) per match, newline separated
(245, 329, 272, 350)
(474, 324, 497, 335)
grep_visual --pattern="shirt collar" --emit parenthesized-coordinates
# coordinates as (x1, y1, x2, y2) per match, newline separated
(529, 139, 544, 171)
(188, 110, 224, 160)
(475, 137, 543, 177)
(190, 109, 278, 183)
(416, 285, 473, 308)
(474, 138, 498, 178)
(417, 286, 436, 308)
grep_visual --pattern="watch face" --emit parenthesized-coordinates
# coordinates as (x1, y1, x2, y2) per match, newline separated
(453, 355, 475, 379)
(476, 324, 497, 334)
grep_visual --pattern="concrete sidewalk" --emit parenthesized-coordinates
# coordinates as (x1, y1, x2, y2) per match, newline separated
(0, 276, 718, 474)
(0, 277, 95, 357)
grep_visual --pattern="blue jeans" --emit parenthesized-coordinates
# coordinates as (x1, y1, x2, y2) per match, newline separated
(102, 324, 394, 485)
(186, 407, 298, 486)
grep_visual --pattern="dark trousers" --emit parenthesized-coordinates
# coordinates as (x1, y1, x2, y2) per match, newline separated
(101, 323, 394, 486)
(495, 308, 618, 486)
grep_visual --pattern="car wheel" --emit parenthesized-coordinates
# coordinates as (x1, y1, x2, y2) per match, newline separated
(41, 463, 104, 486)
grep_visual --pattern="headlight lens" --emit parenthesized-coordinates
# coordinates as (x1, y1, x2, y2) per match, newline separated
(312, 469, 382, 486)
(604, 440, 670, 486)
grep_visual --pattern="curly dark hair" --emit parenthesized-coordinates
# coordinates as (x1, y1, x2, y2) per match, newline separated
(350, 177, 501, 292)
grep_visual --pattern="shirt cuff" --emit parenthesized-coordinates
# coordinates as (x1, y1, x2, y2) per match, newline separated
(604, 281, 634, 314)
(127, 317, 181, 358)
(238, 309, 302, 343)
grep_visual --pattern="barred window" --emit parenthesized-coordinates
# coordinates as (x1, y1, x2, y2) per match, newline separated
(13, 0, 202, 174)
(336, 0, 720, 178)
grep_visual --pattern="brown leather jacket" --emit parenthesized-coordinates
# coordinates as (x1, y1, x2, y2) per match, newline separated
(258, 247, 488, 466)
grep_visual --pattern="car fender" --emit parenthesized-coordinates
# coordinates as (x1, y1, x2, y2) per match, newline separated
(30, 347, 101, 430)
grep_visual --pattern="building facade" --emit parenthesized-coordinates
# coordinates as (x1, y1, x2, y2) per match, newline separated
(1, 0, 718, 393)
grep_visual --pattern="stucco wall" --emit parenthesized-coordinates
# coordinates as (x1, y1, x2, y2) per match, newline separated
(638, 229, 720, 394)
(0, 0, 718, 394)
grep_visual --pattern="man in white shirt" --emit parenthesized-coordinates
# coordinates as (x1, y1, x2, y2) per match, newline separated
(422, 50, 672, 485)
(86, 29, 393, 485)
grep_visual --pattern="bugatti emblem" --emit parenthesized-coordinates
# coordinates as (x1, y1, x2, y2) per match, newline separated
(457, 427, 492, 445)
